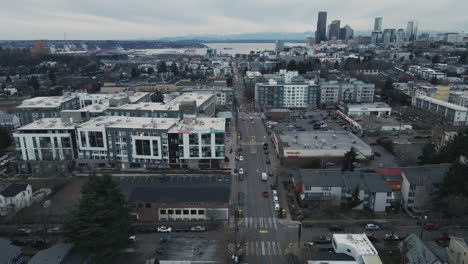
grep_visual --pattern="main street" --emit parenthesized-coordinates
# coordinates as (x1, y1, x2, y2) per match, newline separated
(231, 60, 301, 263)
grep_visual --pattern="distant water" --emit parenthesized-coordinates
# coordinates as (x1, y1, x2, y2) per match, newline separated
(139, 42, 306, 56)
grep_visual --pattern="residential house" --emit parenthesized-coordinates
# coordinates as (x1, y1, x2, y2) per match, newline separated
(28, 243, 73, 264)
(399, 234, 447, 264)
(0, 184, 32, 216)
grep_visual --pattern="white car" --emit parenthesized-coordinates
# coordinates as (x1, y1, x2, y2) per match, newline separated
(273, 196, 279, 203)
(365, 224, 380, 230)
(157, 226, 172, 233)
(274, 203, 280, 211)
(239, 156, 244, 161)
(272, 190, 278, 196)
(239, 168, 244, 174)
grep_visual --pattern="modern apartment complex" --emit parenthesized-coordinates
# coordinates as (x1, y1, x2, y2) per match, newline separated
(179, 87, 233, 111)
(412, 95, 468, 126)
(319, 80, 375, 105)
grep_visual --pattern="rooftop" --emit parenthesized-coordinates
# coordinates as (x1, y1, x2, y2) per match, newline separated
(415, 95, 468, 111)
(16, 118, 75, 131)
(0, 238, 21, 262)
(78, 116, 178, 130)
(279, 131, 372, 155)
(347, 102, 391, 109)
(333, 233, 379, 257)
(114, 102, 175, 111)
(0, 184, 29, 197)
(167, 93, 215, 107)
(399, 234, 441, 264)
(401, 164, 451, 185)
(18, 95, 76, 109)
(28, 243, 74, 264)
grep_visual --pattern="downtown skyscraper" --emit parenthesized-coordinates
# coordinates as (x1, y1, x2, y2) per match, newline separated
(315, 11, 327, 44)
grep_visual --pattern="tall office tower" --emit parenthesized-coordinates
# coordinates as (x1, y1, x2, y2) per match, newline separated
(396, 29, 406, 44)
(328, 20, 341, 40)
(374, 17, 383, 32)
(315, 11, 327, 44)
(382, 29, 396, 43)
(406, 21, 418, 41)
(339, 25, 354, 40)
(275, 40, 285, 53)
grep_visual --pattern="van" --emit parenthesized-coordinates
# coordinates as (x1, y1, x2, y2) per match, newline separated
(261, 172, 267, 181)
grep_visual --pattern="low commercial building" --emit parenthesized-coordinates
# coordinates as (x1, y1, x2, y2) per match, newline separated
(13, 118, 77, 174)
(293, 169, 392, 212)
(272, 131, 373, 167)
(0, 184, 32, 216)
(308, 234, 382, 264)
(400, 164, 451, 213)
(345, 102, 392, 117)
(412, 95, 468, 126)
(120, 175, 229, 222)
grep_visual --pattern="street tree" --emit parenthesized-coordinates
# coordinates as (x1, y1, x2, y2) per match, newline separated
(63, 174, 130, 263)
(0, 127, 12, 154)
(30, 76, 40, 90)
(342, 147, 358, 171)
(130, 67, 139, 79)
(158, 61, 167, 73)
(417, 143, 436, 165)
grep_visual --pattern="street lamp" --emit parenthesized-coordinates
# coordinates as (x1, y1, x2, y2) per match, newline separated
(420, 215, 427, 239)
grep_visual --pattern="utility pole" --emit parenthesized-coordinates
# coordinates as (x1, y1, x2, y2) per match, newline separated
(297, 222, 302, 248)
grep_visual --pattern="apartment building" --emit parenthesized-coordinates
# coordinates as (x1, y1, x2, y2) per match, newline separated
(0, 184, 32, 216)
(255, 79, 318, 109)
(400, 164, 451, 213)
(180, 87, 233, 111)
(17, 95, 80, 125)
(409, 65, 447, 81)
(319, 80, 375, 105)
(13, 118, 77, 174)
(76, 115, 225, 169)
(412, 95, 468, 126)
(293, 169, 392, 213)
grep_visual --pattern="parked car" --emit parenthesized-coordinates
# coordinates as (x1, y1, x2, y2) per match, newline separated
(272, 190, 278, 196)
(274, 203, 280, 211)
(366, 233, 378, 242)
(329, 225, 344, 231)
(266, 159, 271, 164)
(325, 162, 336, 166)
(369, 141, 378, 145)
(16, 228, 32, 236)
(268, 171, 273, 176)
(374, 151, 381, 157)
(365, 224, 380, 230)
(174, 226, 190, 232)
(47, 227, 62, 234)
(239, 168, 244, 175)
(190, 226, 206, 232)
(423, 222, 440, 230)
(128, 236, 137, 243)
(239, 155, 244, 161)
(273, 196, 279, 203)
(314, 236, 332, 244)
(383, 234, 399, 241)
(303, 242, 314, 247)
(157, 226, 172, 233)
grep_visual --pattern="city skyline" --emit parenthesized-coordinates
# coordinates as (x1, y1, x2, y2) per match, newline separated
(0, 0, 467, 40)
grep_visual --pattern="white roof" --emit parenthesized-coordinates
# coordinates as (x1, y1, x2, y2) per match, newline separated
(116, 102, 175, 111)
(333, 234, 379, 256)
(347, 102, 391, 110)
(167, 93, 214, 107)
(415, 95, 468, 111)
(18, 96, 76, 109)
(169, 116, 225, 133)
(17, 118, 75, 130)
(78, 116, 178, 130)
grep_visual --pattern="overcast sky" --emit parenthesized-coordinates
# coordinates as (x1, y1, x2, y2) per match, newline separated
(1, 0, 466, 40)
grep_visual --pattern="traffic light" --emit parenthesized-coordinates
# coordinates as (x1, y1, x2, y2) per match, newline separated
(236, 209, 243, 218)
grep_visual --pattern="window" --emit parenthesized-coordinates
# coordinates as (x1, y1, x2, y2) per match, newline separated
(152, 140, 159, 156)
(145, 203, 151, 208)
(183, 210, 189, 215)
(198, 210, 205, 215)
(347, 249, 351, 253)
(410, 185, 416, 190)
(408, 199, 414, 204)
(89, 131, 104, 148)
(321, 187, 331, 191)
(135, 139, 151, 156)
(168, 210, 174, 215)
(409, 192, 415, 197)
(304, 185, 311, 191)
(387, 192, 392, 196)
(191, 210, 197, 215)
(175, 210, 182, 215)
(160, 209, 167, 214)
(138, 203, 143, 208)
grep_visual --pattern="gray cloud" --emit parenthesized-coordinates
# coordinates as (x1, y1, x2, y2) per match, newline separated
(0, 0, 466, 39)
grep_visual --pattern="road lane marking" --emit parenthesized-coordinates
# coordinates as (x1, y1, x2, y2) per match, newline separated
(246, 242, 249, 256)
(256, 241, 260, 256)
(259, 217, 263, 229)
(266, 241, 271, 256)
(272, 218, 278, 229)
(261, 241, 266, 256)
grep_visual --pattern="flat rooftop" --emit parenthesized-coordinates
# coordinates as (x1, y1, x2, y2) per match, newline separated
(415, 95, 468, 111)
(78, 116, 179, 130)
(347, 102, 391, 109)
(78, 102, 110, 113)
(114, 102, 175, 111)
(279, 131, 371, 152)
(18, 95, 76, 109)
(169, 116, 225, 133)
(167, 93, 214, 107)
(16, 118, 75, 130)
(333, 233, 379, 257)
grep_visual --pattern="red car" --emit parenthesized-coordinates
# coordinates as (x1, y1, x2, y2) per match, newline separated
(338, 122, 347, 126)
(369, 141, 378, 145)
(424, 222, 440, 230)
(262, 191, 269, 198)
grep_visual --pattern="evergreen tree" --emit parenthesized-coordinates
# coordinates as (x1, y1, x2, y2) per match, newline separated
(342, 147, 358, 171)
(158, 61, 167, 73)
(30, 76, 40, 90)
(5, 75, 11, 83)
(147, 67, 155, 74)
(170, 63, 178, 75)
(417, 143, 436, 165)
(0, 127, 12, 154)
(63, 174, 130, 263)
(131, 67, 139, 79)
(287, 60, 297, 71)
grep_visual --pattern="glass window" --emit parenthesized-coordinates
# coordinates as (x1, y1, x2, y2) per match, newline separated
(198, 210, 205, 215)
(145, 203, 151, 208)
(88, 131, 104, 148)
(168, 210, 174, 214)
(135, 139, 151, 156)
(175, 210, 182, 215)
(152, 140, 159, 156)
(160, 209, 167, 214)
(191, 210, 197, 215)
(183, 210, 189, 215)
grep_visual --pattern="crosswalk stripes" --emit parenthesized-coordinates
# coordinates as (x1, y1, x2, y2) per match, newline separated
(241, 217, 279, 229)
(245, 241, 282, 256)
